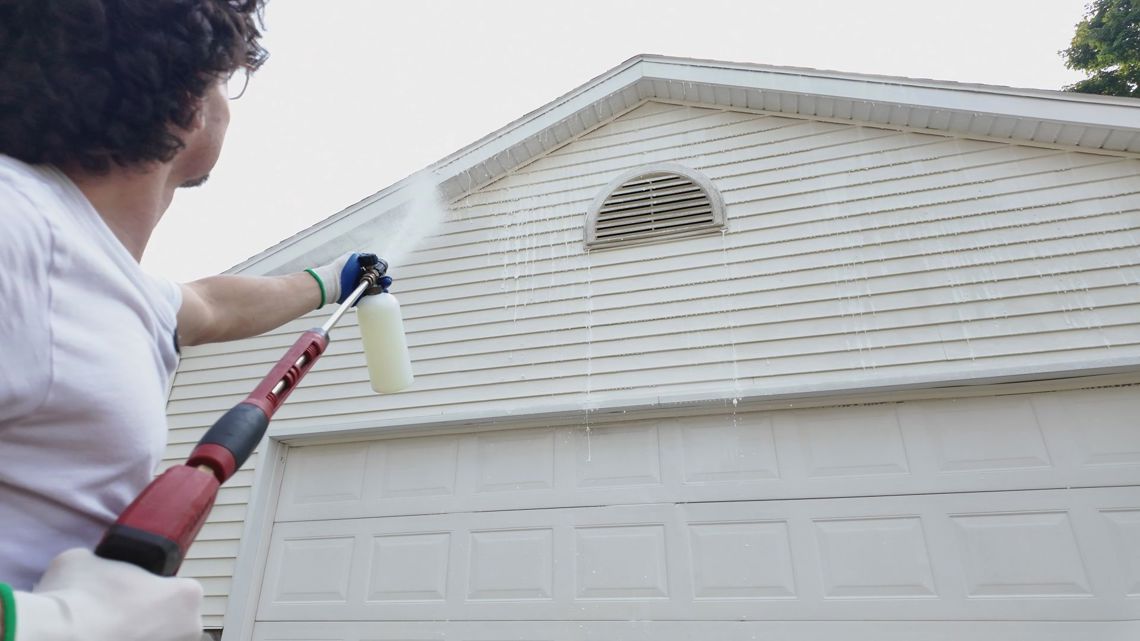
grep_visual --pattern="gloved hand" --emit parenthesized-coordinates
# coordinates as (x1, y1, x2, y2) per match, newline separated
(306, 252, 371, 308)
(12, 548, 203, 641)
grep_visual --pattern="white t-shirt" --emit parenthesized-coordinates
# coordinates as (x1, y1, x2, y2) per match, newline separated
(0, 155, 182, 589)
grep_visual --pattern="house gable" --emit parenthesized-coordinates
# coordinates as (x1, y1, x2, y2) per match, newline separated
(169, 64, 1140, 630)
(171, 100, 1140, 437)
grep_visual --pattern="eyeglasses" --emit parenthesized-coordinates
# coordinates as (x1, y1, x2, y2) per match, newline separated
(225, 67, 251, 100)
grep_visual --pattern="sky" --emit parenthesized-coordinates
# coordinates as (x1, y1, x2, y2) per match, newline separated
(142, 0, 1095, 282)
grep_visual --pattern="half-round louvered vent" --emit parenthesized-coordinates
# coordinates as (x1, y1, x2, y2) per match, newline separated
(585, 163, 725, 249)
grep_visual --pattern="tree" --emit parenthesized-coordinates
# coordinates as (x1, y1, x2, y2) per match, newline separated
(1061, 0, 1140, 97)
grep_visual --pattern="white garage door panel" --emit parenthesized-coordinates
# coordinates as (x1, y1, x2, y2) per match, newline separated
(251, 620, 1140, 641)
(256, 487, 1138, 622)
(275, 388, 1140, 523)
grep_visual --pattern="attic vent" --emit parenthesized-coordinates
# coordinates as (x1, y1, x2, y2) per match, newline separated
(585, 163, 725, 249)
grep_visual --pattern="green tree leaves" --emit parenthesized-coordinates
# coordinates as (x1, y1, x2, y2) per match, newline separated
(1061, 0, 1140, 97)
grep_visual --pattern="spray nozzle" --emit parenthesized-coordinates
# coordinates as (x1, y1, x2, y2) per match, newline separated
(356, 253, 392, 296)
(358, 253, 387, 275)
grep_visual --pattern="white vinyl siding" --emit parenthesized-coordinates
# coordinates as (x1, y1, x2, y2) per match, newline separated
(165, 101, 1140, 625)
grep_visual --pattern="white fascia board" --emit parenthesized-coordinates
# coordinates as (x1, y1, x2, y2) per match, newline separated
(434, 64, 645, 178)
(641, 58, 1140, 130)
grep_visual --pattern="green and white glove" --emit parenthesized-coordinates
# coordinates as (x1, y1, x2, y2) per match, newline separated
(10, 549, 203, 641)
(306, 252, 368, 308)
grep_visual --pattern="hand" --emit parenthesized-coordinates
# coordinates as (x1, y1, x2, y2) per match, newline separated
(13, 548, 203, 641)
(307, 252, 374, 307)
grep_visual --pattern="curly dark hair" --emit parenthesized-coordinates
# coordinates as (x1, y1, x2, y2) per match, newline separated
(0, 0, 268, 172)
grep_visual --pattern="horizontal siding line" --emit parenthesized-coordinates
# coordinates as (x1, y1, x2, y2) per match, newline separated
(700, 136, 982, 178)
(714, 148, 1066, 197)
(169, 299, 1140, 399)
(653, 96, 1140, 160)
(451, 147, 1073, 235)
(176, 271, 1139, 380)
(465, 130, 918, 205)
(465, 126, 1077, 211)
(406, 181, 1140, 290)
(167, 295, 1140, 396)
(698, 140, 988, 190)
(183, 543, 239, 555)
(410, 183, 1133, 274)
(453, 134, 957, 213)
(467, 129, 909, 204)
(381, 291, 1140, 369)
(176, 230, 1140, 363)
(167, 303, 1140, 401)
(436, 149, 1070, 255)
(306, 323, 1140, 395)
(166, 336, 1140, 425)
(421, 151, 1119, 245)
(183, 553, 241, 562)
(172, 263, 1139, 377)
(532, 116, 816, 174)
(725, 176, 1137, 236)
(506, 121, 846, 182)
(393, 164, 1130, 278)
(415, 308, 1140, 377)
(453, 150, 1118, 227)
(547, 113, 773, 161)
(183, 254, 1139, 365)
(481, 133, 1012, 207)
(559, 106, 766, 148)
(180, 565, 235, 575)
(384, 207, 1140, 306)
(176, 231, 1140, 369)
(453, 125, 889, 212)
(179, 564, 235, 575)
(195, 532, 242, 544)
(726, 161, 1130, 215)
(185, 220, 1140, 365)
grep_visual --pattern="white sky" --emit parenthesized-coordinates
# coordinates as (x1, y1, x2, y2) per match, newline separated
(142, 0, 1093, 282)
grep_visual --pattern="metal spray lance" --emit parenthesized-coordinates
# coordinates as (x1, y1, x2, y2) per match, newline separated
(94, 254, 414, 575)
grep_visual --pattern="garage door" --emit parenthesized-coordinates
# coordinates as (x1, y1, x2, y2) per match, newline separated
(250, 386, 1140, 640)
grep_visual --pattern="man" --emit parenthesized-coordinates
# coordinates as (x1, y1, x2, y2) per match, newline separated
(0, 2, 371, 640)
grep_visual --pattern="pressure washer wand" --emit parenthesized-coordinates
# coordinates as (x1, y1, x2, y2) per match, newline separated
(95, 255, 392, 576)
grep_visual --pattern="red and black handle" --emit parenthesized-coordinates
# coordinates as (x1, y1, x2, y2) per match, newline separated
(95, 329, 331, 575)
(96, 255, 388, 576)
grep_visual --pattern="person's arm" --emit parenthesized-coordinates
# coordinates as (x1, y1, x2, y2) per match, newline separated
(177, 252, 367, 347)
(2, 549, 202, 641)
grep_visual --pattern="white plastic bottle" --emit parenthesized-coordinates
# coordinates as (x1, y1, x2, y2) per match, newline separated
(356, 292, 414, 393)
